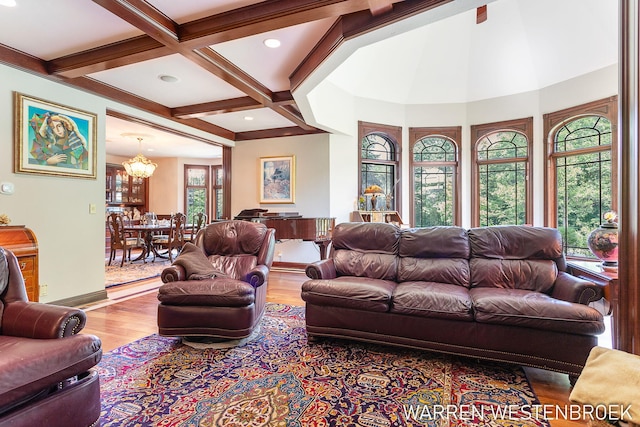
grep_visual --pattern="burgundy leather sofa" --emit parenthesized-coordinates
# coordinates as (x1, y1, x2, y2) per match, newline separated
(0, 248, 102, 427)
(158, 220, 275, 340)
(302, 223, 606, 379)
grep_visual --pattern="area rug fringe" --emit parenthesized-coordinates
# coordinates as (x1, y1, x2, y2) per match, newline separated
(98, 303, 550, 427)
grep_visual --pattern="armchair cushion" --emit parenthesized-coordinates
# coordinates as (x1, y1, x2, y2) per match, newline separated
(158, 279, 255, 307)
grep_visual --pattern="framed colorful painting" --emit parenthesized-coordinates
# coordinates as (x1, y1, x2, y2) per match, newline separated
(14, 92, 97, 179)
(259, 155, 295, 204)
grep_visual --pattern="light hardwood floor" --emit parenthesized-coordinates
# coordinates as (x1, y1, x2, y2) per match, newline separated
(83, 269, 584, 427)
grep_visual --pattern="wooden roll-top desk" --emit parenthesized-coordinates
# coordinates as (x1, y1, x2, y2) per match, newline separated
(0, 226, 39, 302)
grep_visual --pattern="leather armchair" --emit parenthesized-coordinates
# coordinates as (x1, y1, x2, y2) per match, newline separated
(158, 220, 275, 340)
(0, 248, 102, 427)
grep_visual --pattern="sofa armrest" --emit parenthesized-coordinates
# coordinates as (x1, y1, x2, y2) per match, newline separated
(2, 301, 86, 338)
(246, 264, 269, 288)
(161, 264, 187, 283)
(551, 271, 604, 305)
(305, 259, 337, 280)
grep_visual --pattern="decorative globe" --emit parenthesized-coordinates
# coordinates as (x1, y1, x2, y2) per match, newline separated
(587, 222, 618, 268)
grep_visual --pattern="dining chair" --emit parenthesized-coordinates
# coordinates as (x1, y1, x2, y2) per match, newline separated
(153, 212, 187, 262)
(186, 212, 208, 242)
(107, 213, 146, 267)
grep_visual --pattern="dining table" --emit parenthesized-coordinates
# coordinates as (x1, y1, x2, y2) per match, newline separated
(123, 222, 173, 262)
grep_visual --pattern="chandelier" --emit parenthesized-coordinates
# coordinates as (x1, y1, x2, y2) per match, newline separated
(122, 136, 157, 178)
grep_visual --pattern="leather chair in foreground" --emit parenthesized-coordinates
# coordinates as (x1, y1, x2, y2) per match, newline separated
(0, 248, 102, 427)
(158, 220, 275, 340)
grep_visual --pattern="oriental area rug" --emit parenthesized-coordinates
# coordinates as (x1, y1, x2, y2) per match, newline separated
(98, 304, 550, 427)
(105, 257, 171, 287)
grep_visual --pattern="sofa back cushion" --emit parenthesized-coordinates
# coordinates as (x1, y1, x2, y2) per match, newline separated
(398, 227, 470, 287)
(331, 222, 400, 280)
(468, 226, 563, 293)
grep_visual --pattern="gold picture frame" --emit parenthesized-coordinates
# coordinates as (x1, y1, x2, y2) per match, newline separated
(259, 155, 295, 204)
(14, 92, 97, 179)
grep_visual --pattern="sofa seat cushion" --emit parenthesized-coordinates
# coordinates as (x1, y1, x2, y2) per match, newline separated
(158, 278, 255, 307)
(391, 281, 474, 321)
(301, 277, 396, 312)
(0, 334, 102, 413)
(470, 288, 605, 335)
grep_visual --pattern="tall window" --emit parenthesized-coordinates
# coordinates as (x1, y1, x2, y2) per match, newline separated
(544, 97, 617, 258)
(184, 165, 209, 222)
(358, 121, 401, 211)
(212, 165, 223, 220)
(410, 127, 461, 226)
(184, 164, 226, 221)
(471, 118, 533, 227)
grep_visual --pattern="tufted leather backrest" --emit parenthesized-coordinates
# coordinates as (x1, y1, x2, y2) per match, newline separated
(468, 225, 564, 293)
(398, 226, 470, 287)
(330, 222, 400, 280)
(194, 221, 275, 280)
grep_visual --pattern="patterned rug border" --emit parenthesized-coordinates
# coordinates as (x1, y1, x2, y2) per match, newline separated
(99, 303, 550, 427)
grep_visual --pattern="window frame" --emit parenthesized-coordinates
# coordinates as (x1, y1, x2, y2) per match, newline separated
(471, 117, 533, 227)
(409, 126, 462, 226)
(184, 164, 210, 221)
(543, 96, 618, 258)
(358, 121, 402, 213)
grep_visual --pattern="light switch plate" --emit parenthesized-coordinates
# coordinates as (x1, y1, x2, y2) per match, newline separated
(0, 182, 14, 195)
(89, 203, 97, 214)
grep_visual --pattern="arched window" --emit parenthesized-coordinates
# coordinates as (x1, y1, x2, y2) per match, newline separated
(410, 127, 461, 226)
(544, 97, 617, 258)
(471, 118, 533, 227)
(358, 121, 401, 212)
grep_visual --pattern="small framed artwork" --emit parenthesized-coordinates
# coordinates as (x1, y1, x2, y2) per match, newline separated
(259, 155, 295, 204)
(14, 92, 97, 179)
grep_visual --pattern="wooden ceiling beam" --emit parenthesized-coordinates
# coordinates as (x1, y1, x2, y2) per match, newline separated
(48, 37, 172, 78)
(172, 97, 262, 119)
(92, 0, 179, 46)
(179, 0, 376, 48)
(235, 126, 324, 141)
(65, 76, 236, 140)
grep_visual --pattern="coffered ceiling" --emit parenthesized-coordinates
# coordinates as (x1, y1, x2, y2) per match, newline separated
(0, 0, 618, 158)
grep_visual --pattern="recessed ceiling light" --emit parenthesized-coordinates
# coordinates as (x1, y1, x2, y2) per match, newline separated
(244, 116, 254, 121)
(158, 74, 179, 83)
(0, 0, 17, 6)
(263, 38, 281, 48)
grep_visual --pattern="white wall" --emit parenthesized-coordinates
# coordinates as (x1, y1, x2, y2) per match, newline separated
(232, 134, 331, 263)
(0, 63, 230, 303)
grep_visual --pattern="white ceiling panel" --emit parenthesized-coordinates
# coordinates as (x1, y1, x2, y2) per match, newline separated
(213, 18, 337, 92)
(201, 107, 296, 132)
(89, 54, 247, 108)
(0, 0, 141, 60)
(148, 0, 266, 24)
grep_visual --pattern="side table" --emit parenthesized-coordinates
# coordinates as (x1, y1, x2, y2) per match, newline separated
(566, 261, 618, 349)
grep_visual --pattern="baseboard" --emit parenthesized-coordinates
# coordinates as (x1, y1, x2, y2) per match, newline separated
(49, 290, 109, 307)
(272, 261, 306, 271)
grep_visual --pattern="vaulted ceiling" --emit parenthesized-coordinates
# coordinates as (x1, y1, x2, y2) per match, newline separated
(0, 0, 618, 158)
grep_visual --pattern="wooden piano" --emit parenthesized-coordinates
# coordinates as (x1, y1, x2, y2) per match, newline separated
(234, 210, 335, 259)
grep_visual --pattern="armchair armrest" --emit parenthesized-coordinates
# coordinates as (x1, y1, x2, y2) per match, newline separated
(161, 264, 187, 283)
(2, 301, 86, 339)
(551, 271, 604, 305)
(246, 264, 269, 288)
(305, 259, 337, 280)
